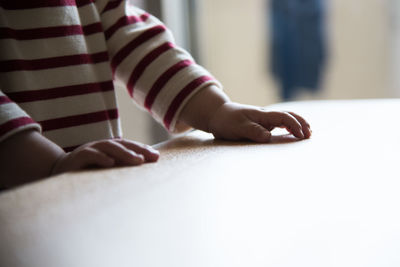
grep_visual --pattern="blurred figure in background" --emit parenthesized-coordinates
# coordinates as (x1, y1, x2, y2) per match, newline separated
(270, 0, 327, 100)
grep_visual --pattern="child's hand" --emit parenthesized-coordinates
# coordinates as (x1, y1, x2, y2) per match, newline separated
(1, 131, 160, 187)
(179, 85, 311, 142)
(208, 102, 311, 142)
(51, 139, 160, 176)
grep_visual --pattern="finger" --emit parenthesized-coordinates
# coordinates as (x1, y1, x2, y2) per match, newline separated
(116, 139, 160, 162)
(253, 111, 304, 139)
(239, 121, 272, 143)
(92, 140, 145, 166)
(54, 148, 115, 174)
(74, 147, 115, 168)
(287, 112, 312, 138)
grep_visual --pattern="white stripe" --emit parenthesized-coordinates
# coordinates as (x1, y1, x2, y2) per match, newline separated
(0, 62, 113, 92)
(0, 4, 100, 30)
(77, 4, 102, 26)
(19, 90, 118, 121)
(0, 6, 82, 29)
(0, 100, 41, 142)
(0, 33, 108, 60)
(0, 102, 30, 124)
(43, 119, 121, 148)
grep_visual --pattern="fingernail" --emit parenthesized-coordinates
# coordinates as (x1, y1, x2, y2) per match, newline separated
(136, 154, 145, 162)
(126, 151, 142, 163)
(145, 145, 159, 154)
(150, 148, 160, 155)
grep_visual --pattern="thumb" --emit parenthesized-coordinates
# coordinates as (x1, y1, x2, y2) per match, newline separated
(51, 148, 114, 175)
(240, 121, 272, 143)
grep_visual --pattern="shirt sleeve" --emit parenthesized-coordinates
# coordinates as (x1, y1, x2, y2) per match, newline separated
(0, 90, 41, 143)
(94, 0, 222, 132)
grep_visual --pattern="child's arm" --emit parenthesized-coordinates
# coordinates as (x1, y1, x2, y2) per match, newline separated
(179, 85, 312, 142)
(0, 130, 159, 188)
(93, 4, 310, 140)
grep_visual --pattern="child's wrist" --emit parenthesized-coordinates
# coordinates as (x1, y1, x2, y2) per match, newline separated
(179, 84, 229, 132)
(206, 101, 230, 134)
(49, 152, 68, 177)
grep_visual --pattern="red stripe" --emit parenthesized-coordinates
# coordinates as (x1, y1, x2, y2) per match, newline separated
(163, 76, 213, 129)
(0, 23, 103, 40)
(101, 0, 123, 14)
(111, 25, 166, 73)
(0, 51, 109, 72)
(0, 95, 12, 105)
(0, 117, 36, 137)
(82, 22, 104, 35)
(104, 13, 150, 40)
(0, 0, 92, 9)
(144, 59, 193, 110)
(39, 109, 119, 131)
(76, 0, 93, 7)
(7, 81, 114, 103)
(127, 42, 174, 97)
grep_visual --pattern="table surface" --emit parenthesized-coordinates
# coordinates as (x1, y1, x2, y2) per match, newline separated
(1, 99, 400, 267)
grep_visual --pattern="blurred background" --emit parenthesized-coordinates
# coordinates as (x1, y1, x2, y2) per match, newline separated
(117, 0, 400, 145)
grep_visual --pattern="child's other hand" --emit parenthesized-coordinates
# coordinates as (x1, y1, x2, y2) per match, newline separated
(208, 102, 312, 143)
(51, 139, 160, 176)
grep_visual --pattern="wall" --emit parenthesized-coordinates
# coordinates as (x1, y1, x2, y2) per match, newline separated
(322, 0, 390, 99)
(389, 0, 400, 97)
(198, 0, 278, 106)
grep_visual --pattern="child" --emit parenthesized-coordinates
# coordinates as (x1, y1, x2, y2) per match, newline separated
(0, 0, 311, 188)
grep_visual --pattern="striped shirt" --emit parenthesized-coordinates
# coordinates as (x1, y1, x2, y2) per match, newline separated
(0, 0, 220, 151)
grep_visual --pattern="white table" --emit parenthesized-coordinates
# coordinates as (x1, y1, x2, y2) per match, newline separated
(1, 99, 400, 267)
